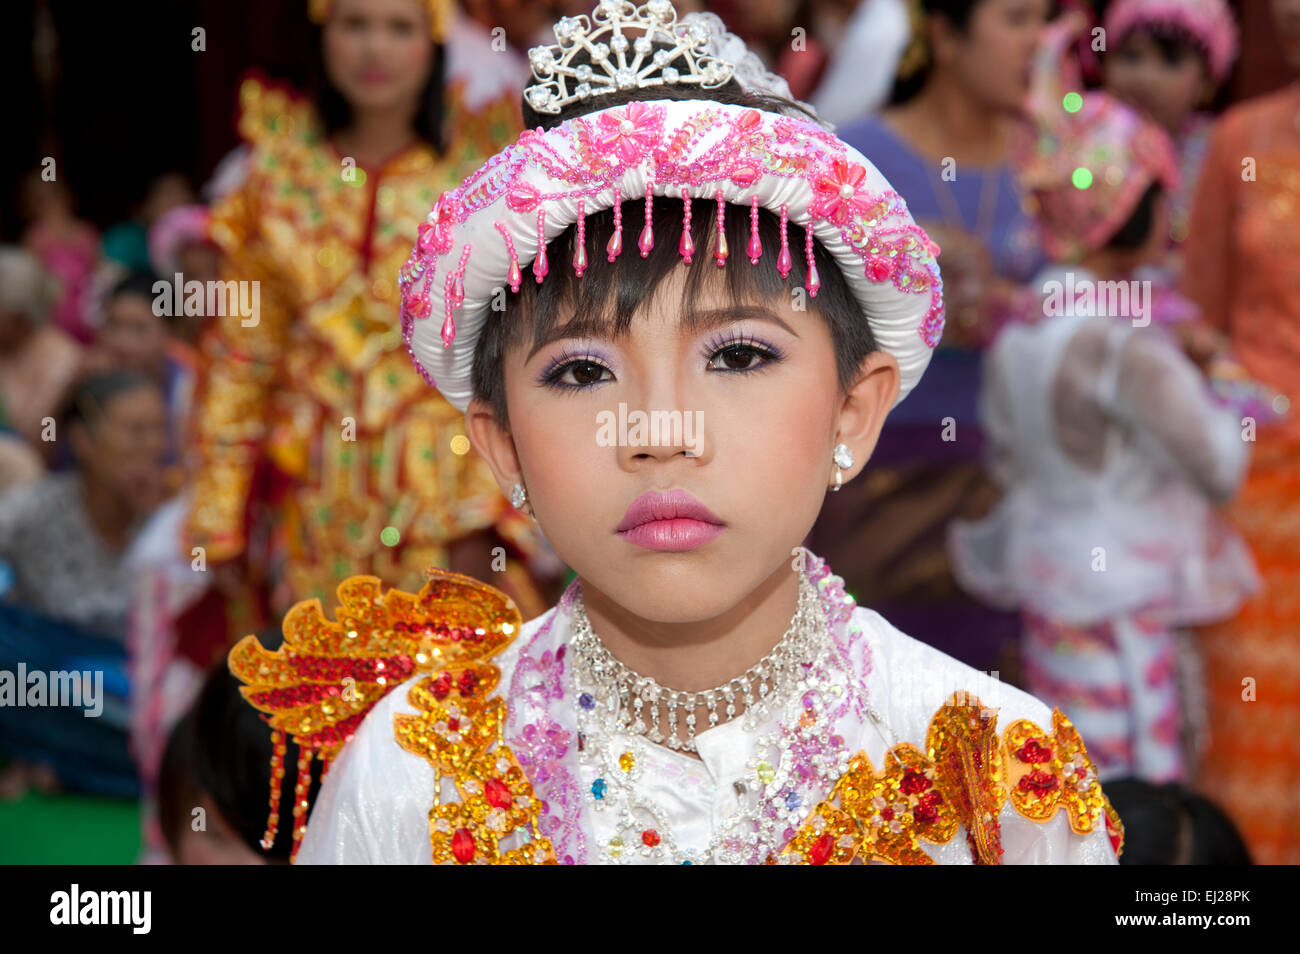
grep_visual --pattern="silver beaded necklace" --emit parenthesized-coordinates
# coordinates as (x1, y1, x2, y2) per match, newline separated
(568, 568, 842, 864)
(568, 570, 824, 753)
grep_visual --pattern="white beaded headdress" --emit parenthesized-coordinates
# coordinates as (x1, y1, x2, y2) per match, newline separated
(400, 0, 945, 413)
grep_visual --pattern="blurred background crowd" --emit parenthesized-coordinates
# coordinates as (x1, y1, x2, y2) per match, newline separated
(0, 0, 1296, 866)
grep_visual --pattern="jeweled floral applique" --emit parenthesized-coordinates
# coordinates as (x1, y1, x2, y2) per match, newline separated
(780, 695, 1123, 864)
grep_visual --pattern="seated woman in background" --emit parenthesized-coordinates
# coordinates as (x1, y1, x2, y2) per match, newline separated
(0, 370, 168, 639)
(0, 247, 86, 465)
(0, 371, 168, 799)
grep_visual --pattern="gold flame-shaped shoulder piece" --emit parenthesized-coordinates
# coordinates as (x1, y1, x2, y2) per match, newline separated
(228, 569, 523, 860)
(780, 694, 1124, 864)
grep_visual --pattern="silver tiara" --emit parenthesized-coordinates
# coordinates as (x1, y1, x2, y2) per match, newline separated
(524, 0, 736, 115)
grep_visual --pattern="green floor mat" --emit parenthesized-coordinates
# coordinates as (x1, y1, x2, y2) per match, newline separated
(0, 790, 140, 864)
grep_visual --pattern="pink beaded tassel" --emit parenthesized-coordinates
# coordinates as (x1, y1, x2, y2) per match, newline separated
(804, 220, 820, 298)
(441, 271, 457, 347)
(606, 191, 623, 261)
(442, 243, 471, 346)
(776, 204, 792, 278)
(678, 188, 694, 264)
(533, 209, 548, 282)
(573, 199, 588, 277)
(713, 189, 728, 267)
(747, 196, 762, 264)
(449, 252, 467, 308)
(496, 223, 521, 293)
(638, 182, 654, 257)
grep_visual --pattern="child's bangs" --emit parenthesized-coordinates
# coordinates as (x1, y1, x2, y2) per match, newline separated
(1128, 21, 1214, 67)
(471, 197, 870, 423)
(513, 198, 813, 350)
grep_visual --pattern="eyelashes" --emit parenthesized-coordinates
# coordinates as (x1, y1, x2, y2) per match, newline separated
(700, 331, 784, 373)
(537, 347, 614, 391)
(536, 332, 785, 392)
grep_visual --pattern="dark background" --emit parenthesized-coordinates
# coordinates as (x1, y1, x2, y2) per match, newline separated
(3, 0, 318, 239)
(3, 0, 1295, 241)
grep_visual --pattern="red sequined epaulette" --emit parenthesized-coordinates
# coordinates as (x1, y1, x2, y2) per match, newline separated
(228, 569, 524, 861)
(780, 694, 1124, 864)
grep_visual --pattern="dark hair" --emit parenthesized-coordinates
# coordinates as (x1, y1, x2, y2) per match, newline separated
(1104, 778, 1253, 865)
(470, 70, 875, 426)
(156, 712, 201, 860)
(1105, 182, 1162, 252)
(157, 630, 322, 864)
(1116, 20, 1215, 78)
(307, 23, 447, 154)
(107, 270, 161, 306)
(59, 370, 158, 434)
(887, 0, 985, 106)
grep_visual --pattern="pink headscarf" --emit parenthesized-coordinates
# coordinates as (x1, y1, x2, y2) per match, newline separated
(1105, 0, 1239, 83)
(147, 205, 213, 278)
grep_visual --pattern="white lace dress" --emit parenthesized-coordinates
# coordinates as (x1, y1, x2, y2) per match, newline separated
(948, 268, 1258, 780)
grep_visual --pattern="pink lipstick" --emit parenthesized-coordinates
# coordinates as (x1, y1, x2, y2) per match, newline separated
(615, 490, 725, 551)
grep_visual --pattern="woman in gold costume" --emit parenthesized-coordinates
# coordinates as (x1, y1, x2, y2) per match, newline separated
(184, 0, 558, 652)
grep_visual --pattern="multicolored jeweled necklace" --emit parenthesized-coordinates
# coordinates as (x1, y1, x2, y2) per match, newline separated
(568, 567, 868, 864)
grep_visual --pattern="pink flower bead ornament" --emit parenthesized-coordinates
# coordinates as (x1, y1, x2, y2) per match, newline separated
(595, 102, 665, 167)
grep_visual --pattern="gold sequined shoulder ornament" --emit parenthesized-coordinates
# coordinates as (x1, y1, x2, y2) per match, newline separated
(228, 569, 554, 863)
(779, 694, 1125, 864)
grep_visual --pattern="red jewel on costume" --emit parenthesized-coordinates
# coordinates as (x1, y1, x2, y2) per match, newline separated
(1016, 738, 1053, 764)
(451, 827, 476, 864)
(899, 768, 932, 795)
(431, 671, 453, 700)
(486, 777, 513, 810)
(1018, 769, 1060, 795)
(809, 832, 835, 865)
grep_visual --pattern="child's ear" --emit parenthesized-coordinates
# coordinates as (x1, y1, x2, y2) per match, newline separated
(834, 349, 900, 478)
(465, 397, 523, 494)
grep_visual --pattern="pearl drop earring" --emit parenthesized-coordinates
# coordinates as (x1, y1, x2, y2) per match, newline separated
(830, 443, 854, 492)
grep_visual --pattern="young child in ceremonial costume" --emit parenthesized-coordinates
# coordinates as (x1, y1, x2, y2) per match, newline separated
(1099, 0, 1239, 253)
(230, 0, 1124, 865)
